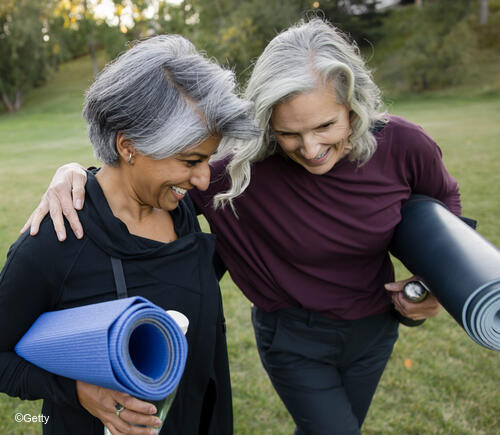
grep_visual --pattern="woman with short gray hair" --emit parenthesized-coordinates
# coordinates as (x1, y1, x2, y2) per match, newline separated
(0, 34, 257, 435)
(25, 18, 461, 434)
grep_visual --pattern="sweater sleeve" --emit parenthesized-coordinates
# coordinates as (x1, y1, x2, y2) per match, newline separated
(0, 230, 82, 410)
(404, 125, 462, 215)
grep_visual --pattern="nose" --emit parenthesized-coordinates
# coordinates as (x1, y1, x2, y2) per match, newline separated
(300, 134, 321, 160)
(190, 161, 211, 191)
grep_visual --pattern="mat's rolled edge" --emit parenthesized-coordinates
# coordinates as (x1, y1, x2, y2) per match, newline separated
(109, 304, 188, 399)
(462, 280, 500, 351)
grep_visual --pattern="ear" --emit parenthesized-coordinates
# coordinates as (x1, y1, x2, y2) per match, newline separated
(116, 132, 136, 163)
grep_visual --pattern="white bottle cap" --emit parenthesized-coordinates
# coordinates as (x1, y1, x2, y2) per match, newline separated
(166, 310, 189, 335)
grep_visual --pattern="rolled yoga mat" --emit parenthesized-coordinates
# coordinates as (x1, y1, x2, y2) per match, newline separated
(391, 196, 500, 351)
(15, 296, 188, 399)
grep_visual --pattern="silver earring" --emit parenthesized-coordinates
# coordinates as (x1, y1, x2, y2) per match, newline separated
(127, 153, 133, 164)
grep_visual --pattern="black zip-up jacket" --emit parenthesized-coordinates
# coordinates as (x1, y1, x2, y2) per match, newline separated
(0, 171, 232, 434)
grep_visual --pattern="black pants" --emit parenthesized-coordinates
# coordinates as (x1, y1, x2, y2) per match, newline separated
(252, 306, 399, 435)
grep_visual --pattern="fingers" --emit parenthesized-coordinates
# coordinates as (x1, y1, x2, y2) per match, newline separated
(105, 422, 126, 435)
(106, 421, 158, 435)
(77, 382, 161, 434)
(384, 275, 418, 292)
(19, 194, 50, 236)
(53, 165, 86, 240)
(392, 289, 441, 320)
(385, 275, 441, 320)
(44, 188, 67, 241)
(106, 415, 160, 434)
(59, 185, 84, 240)
(23, 163, 88, 240)
(109, 392, 161, 432)
(116, 394, 157, 415)
(71, 168, 87, 210)
(117, 408, 163, 431)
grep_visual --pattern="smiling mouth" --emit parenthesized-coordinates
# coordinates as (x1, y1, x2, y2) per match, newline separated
(312, 149, 329, 160)
(171, 186, 187, 200)
(172, 186, 187, 195)
(303, 148, 330, 165)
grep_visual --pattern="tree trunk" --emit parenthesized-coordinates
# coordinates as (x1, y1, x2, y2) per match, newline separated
(88, 34, 99, 78)
(83, 0, 99, 78)
(14, 90, 23, 111)
(1, 93, 14, 112)
(479, 0, 489, 25)
(415, 0, 423, 8)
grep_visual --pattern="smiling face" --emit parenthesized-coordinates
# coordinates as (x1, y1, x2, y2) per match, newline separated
(270, 84, 351, 175)
(129, 135, 220, 211)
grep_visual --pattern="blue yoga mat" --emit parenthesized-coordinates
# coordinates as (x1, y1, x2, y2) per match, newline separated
(391, 196, 500, 351)
(15, 297, 188, 400)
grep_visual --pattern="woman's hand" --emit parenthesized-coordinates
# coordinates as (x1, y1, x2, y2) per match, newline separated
(76, 380, 162, 434)
(385, 276, 441, 320)
(20, 163, 87, 241)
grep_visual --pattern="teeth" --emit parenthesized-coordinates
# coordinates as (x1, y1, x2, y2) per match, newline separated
(171, 186, 187, 195)
(313, 149, 328, 160)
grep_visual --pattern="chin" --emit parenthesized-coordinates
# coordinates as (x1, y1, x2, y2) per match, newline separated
(300, 159, 337, 175)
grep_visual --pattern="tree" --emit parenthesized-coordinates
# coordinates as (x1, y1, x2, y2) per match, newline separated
(394, 0, 476, 91)
(0, 0, 51, 112)
(479, 0, 488, 24)
(52, 0, 100, 77)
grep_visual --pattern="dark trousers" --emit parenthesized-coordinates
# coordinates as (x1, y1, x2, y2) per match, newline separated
(251, 306, 399, 435)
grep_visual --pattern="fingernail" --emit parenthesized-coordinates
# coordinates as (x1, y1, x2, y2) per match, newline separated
(154, 418, 162, 426)
(150, 406, 157, 414)
(57, 232, 65, 241)
(75, 199, 83, 209)
(150, 429, 159, 434)
(385, 283, 396, 290)
(75, 230, 83, 239)
(30, 228, 35, 236)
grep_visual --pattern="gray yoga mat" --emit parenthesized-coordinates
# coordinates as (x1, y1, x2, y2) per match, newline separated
(391, 196, 500, 351)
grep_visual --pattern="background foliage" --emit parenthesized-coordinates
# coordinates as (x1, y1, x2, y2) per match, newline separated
(1, 0, 500, 112)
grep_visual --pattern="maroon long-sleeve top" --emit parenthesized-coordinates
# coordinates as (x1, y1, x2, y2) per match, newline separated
(191, 115, 461, 319)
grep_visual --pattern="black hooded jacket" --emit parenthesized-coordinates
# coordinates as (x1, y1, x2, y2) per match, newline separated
(0, 171, 232, 434)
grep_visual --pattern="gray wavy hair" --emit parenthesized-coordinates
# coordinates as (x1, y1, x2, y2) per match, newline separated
(83, 34, 259, 165)
(213, 18, 387, 210)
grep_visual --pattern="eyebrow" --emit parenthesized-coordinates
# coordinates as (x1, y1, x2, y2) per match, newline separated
(273, 118, 337, 134)
(178, 152, 210, 159)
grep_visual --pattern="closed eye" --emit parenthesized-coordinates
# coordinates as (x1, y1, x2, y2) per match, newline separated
(183, 159, 202, 167)
(317, 122, 334, 130)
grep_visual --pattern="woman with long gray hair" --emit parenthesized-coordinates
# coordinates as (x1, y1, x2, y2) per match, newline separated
(24, 19, 461, 434)
(0, 34, 258, 434)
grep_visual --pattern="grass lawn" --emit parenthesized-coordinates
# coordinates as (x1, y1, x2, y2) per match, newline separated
(0, 55, 498, 434)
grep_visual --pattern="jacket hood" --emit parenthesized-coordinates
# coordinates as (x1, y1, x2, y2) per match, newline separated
(78, 171, 203, 260)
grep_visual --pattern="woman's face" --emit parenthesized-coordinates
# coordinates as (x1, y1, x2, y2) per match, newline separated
(130, 135, 220, 211)
(270, 85, 351, 175)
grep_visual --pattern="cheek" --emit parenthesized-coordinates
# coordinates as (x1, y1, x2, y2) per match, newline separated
(277, 138, 298, 155)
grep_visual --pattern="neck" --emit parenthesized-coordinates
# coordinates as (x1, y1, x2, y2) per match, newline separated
(96, 165, 154, 223)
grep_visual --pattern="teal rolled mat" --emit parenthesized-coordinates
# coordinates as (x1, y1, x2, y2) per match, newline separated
(391, 196, 500, 351)
(15, 297, 188, 399)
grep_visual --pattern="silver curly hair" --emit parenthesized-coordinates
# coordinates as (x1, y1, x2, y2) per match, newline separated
(213, 18, 387, 210)
(83, 34, 259, 166)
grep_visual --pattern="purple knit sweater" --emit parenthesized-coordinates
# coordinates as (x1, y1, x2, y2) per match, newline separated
(191, 115, 461, 320)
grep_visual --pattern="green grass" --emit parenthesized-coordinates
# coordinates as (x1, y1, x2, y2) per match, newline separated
(0, 55, 499, 434)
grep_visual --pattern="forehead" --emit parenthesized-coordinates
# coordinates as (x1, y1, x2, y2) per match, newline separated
(179, 135, 220, 155)
(271, 86, 345, 130)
